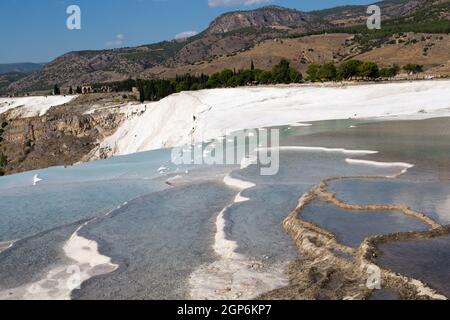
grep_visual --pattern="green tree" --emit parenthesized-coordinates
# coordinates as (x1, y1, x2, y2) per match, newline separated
(338, 60, 363, 80)
(318, 63, 337, 81)
(219, 69, 234, 86)
(379, 65, 400, 79)
(359, 61, 380, 80)
(239, 69, 255, 84)
(272, 59, 291, 84)
(0, 153, 7, 167)
(175, 81, 189, 92)
(252, 69, 263, 82)
(289, 68, 302, 83)
(380, 68, 393, 78)
(257, 71, 273, 84)
(250, 60, 255, 71)
(53, 84, 61, 95)
(227, 75, 242, 87)
(306, 64, 321, 82)
(206, 73, 221, 88)
(190, 83, 200, 91)
(392, 64, 401, 75)
(403, 64, 423, 74)
(139, 84, 146, 103)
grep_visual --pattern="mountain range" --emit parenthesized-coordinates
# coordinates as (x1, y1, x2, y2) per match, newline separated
(3, 0, 450, 94)
(0, 63, 44, 75)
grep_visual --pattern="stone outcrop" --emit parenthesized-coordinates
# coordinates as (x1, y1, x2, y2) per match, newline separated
(0, 109, 123, 175)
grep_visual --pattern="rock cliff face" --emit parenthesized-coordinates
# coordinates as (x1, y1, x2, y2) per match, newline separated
(0, 109, 123, 175)
(206, 6, 327, 34)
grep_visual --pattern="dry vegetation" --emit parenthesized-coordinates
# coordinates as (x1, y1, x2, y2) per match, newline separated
(355, 33, 450, 74)
(146, 34, 355, 77)
(146, 32, 450, 78)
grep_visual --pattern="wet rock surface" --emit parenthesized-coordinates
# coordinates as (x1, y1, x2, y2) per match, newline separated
(261, 177, 449, 300)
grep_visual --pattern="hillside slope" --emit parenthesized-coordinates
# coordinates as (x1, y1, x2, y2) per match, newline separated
(311, 0, 433, 26)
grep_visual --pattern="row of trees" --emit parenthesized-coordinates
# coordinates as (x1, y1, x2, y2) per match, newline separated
(78, 59, 425, 102)
(206, 59, 302, 88)
(137, 59, 303, 102)
(137, 79, 176, 102)
(53, 85, 83, 95)
(136, 73, 213, 102)
(306, 60, 423, 82)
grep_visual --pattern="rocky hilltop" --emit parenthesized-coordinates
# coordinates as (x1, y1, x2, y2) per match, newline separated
(206, 5, 329, 34)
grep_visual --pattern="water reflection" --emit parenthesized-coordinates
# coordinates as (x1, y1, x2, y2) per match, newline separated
(300, 200, 429, 247)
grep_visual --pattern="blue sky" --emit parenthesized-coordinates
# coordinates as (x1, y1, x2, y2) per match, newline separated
(0, 0, 374, 63)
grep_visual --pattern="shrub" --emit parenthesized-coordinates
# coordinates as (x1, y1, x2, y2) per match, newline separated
(306, 64, 321, 82)
(403, 64, 423, 74)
